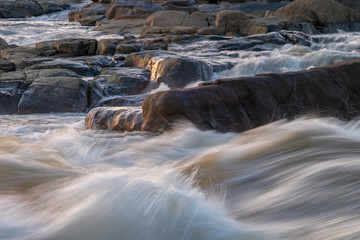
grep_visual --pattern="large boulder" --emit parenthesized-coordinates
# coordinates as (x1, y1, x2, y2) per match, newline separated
(141, 58, 360, 132)
(85, 107, 143, 132)
(215, 10, 252, 34)
(274, 0, 360, 31)
(17, 77, 88, 114)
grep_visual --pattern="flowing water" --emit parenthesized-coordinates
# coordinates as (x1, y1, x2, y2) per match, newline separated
(1, 2, 360, 240)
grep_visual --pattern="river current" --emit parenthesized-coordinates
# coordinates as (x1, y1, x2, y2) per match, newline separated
(1, 2, 360, 240)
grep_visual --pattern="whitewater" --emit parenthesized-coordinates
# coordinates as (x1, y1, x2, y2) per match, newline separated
(1, 2, 360, 240)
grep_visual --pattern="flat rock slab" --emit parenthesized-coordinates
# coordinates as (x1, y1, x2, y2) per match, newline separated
(141, 58, 360, 132)
(85, 107, 143, 132)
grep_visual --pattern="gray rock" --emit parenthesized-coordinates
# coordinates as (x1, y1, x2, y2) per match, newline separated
(0, 58, 14, 72)
(17, 77, 88, 114)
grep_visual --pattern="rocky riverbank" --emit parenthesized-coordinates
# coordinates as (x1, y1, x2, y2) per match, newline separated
(1, 0, 360, 133)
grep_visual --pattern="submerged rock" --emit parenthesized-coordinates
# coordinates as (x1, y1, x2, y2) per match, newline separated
(85, 107, 143, 132)
(142, 58, 360, 132)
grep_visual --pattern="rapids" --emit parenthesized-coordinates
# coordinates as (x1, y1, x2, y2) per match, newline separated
(1, 115, 360, 240)
(1, 2, 360, 240)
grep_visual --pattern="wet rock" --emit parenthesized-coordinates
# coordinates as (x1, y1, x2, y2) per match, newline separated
(53, 38, 98, 56)
(146, 10, 188, 27)
(153, 57, 212, 88)
(0, 58, 15, 72)
(94, 19, 146, 34)
(142, 58, 360, 132)
(85, 107, 143, 132)
(105, 0, 162, 20)
(17, 76, 88, 114)
(273, 0, 360, 32)
(0, 38, 8, 50)
(215, 10, 251, 34)
(0, 47, 41, 61)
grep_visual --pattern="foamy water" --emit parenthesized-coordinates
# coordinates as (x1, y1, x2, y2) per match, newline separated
(1, 115, 360, 239)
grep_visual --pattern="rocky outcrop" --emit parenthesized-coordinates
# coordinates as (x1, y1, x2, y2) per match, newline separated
(141, 58, 360, 132)
(274, 0, 360, 32)
(94, 19, 146, 35)
(85, 107, 143, 131)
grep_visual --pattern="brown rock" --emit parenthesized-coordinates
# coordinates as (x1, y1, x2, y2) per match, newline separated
(142, 58, 360, 132)
(215, 10, 252, 34)
(274, 0, 360, 26)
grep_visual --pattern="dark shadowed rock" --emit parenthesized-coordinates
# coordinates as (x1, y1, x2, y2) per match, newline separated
(0, 58, 14, 72)
(68, 2, 109, 25)
(17, 77, 88, 114)
(54, 38, 98, 56)
(142, 58, 360, 132)
(85, 107, 143, 131)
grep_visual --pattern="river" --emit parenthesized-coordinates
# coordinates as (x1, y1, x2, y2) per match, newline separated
(1, 2, 360, 240)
